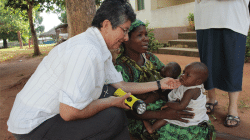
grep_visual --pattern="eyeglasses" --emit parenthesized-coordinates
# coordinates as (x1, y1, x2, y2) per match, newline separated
(118, 26, 129, 36)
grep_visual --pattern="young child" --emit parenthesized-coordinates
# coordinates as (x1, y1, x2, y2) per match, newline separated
(143, 62, 215, 140)
(139, 62, 181, 104)
(160, 62, 181, 79)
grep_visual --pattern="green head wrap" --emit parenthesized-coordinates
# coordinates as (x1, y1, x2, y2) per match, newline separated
(129, 19, 145, 33)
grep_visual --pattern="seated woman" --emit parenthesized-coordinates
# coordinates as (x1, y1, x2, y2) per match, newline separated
(115, 20, 193, 140)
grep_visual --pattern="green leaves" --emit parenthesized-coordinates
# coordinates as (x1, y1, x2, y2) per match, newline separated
(58, 11, 67, 23)
(145, 21, 164, 52)
(0, 1, 29, 40)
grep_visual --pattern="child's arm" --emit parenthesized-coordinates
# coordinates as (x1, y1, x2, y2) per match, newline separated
(143, 119, 168, 134)
(166, 88, 200, 110)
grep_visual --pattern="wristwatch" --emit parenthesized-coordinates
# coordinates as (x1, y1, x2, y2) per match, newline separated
(157, 80, 161, 91)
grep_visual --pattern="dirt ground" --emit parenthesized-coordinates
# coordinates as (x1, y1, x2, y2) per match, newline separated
(0, 54, 249, 140)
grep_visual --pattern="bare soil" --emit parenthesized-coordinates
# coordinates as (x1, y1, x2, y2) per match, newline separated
(0, 54, 249, 140)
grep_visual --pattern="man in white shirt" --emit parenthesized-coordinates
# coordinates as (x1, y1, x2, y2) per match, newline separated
(8, 0, 194, 139)
(195, 0, 250, 127)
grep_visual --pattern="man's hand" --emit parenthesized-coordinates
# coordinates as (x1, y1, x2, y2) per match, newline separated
(161, 107, 194, 123)
(160, 78, 181, 89)
(109, 92, 131, 110)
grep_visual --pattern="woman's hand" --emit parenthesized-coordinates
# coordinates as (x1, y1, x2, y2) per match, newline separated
(161, 107, 194, 123)
(108, 92, 131, 110)
(160, 78, 181, 89)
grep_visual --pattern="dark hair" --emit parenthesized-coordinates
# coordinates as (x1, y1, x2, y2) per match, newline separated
(164, 62, 181, 79)
(190, 62, 209, 83)
(92, 0, 136, 29)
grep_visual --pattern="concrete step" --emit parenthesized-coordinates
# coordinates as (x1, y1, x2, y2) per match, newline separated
(157, 47, 199, 57)
(169, 39, 197, 48)
(178, 31, 196, 39)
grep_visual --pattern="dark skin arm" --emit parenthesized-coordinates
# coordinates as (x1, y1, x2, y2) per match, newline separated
(166, 88, 201, 110)
(126, 107, 194, 123)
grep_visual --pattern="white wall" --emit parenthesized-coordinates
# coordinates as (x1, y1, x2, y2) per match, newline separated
(131, 0, 195, 29)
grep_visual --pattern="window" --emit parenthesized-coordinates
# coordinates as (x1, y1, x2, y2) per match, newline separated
(137, 0, 144, 10)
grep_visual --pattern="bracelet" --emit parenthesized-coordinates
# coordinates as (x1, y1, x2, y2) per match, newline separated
(157, 80, 161, 91)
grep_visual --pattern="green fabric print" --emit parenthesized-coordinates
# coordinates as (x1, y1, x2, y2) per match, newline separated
(115, 52, 164, 82)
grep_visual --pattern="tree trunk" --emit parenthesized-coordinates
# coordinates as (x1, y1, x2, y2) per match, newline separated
(65, 0, 96, 38)
(17, 31, 23, 49)
(3, 39, 7, 48)
(27, 1, 41, 56)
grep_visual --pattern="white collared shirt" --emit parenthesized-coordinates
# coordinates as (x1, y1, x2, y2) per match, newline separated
(194, 0, 250, 36)
(7, 27, 123, 134)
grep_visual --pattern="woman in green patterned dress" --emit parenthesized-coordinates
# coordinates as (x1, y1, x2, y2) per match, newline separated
(115, 20, 215, 140)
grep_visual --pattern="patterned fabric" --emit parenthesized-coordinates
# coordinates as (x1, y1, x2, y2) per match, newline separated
(115, 52, 165, 82)
(128, 99, 216, 140)
(115, 52, 165, 139)
(158, 120, 215, 140)
(129, 19, 146, 32)
(128, 100, 166, 140)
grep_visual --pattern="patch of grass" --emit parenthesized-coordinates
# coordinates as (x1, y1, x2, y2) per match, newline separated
(211, 114, 217, 120)
(0, 44, 54, 62)
(238, 100, 250, 109)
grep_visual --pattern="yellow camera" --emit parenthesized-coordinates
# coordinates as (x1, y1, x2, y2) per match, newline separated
(114, 88, 146, 115)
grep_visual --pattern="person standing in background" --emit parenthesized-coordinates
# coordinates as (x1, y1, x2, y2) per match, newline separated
(194, 0, 250, 127)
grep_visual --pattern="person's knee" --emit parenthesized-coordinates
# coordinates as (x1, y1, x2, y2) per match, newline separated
(106, 107, 127, 131)
(88, 107, 129, 140)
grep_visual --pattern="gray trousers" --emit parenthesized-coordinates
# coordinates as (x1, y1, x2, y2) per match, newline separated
(13, 107, 130, 140)
(13, 85, 130, 140)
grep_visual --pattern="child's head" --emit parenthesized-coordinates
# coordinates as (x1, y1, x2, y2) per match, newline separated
(179, 62, 208, 87)
(160, 62, 181, 79)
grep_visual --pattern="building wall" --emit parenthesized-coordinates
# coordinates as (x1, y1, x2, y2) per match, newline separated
(134, 1, 195, 28)
(153, 26, 189, 43)
(156, 0, 194, 9)
(130, 0, 195, 42)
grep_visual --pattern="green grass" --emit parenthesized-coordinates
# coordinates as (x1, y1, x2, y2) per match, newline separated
(0, 44, 55, 62)
(238, 100, 250, 109)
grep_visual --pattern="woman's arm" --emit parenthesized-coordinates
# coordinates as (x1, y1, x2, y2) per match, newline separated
(127, 107, 194, 123)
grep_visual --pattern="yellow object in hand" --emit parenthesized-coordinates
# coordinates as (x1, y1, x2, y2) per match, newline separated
(114, 88, 146, 114)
